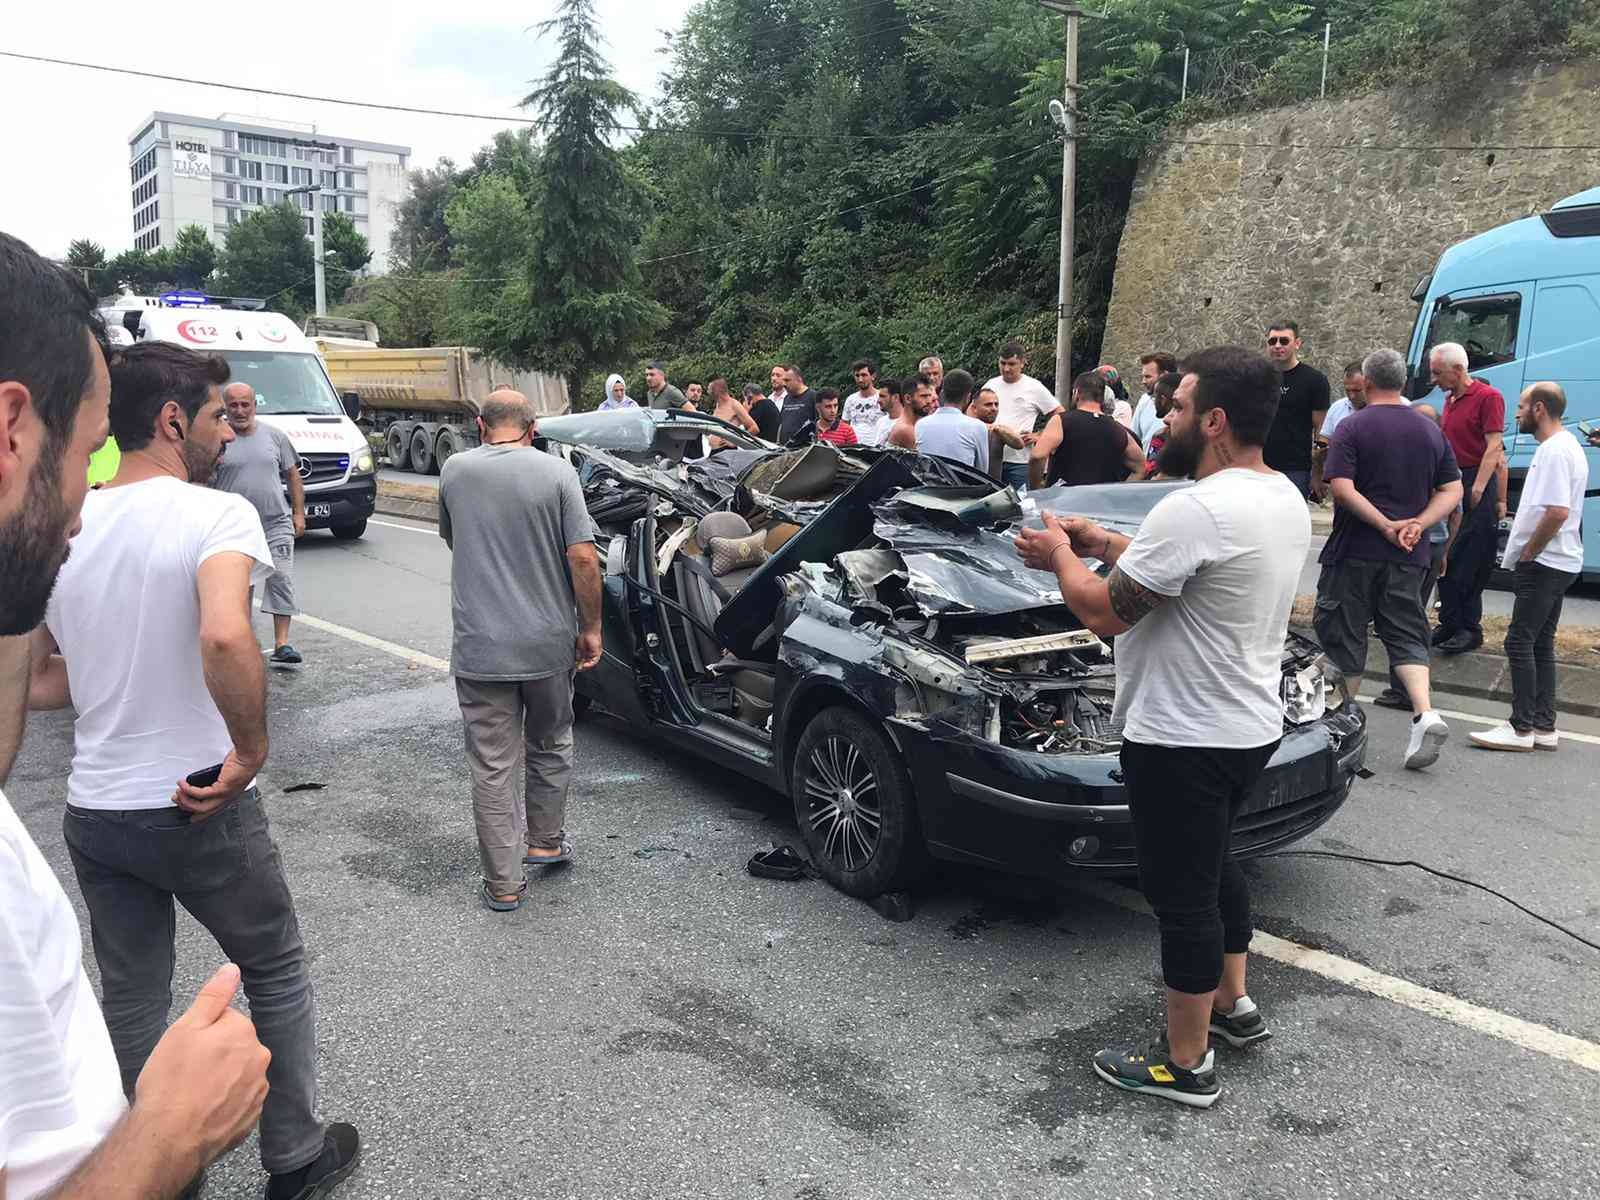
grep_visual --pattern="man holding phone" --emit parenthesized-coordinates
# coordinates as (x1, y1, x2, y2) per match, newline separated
(28, 342, 360, 1200)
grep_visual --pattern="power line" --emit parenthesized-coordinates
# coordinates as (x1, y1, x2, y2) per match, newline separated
(8, 49, 1599, 155)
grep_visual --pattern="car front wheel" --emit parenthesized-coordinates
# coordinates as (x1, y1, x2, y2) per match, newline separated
(790, 706, 925, 898)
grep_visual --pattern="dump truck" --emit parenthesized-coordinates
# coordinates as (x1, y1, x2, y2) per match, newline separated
(317, 340, 569, 475)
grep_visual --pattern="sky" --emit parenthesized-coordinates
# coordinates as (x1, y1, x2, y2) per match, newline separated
(0, 0, 696, 258)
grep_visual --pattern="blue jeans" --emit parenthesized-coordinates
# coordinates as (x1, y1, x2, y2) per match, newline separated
(63, 789, 327, 1173)
(1001, 461, 1031, 491)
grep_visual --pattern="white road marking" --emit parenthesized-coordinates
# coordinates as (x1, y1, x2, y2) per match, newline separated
(293, 605, 1600, 1071)
(368, 517, 437, 535)
(291, 612, 450, 672)
(1356, 694, 1600, 745)
(1072, 879, 1600, 1075)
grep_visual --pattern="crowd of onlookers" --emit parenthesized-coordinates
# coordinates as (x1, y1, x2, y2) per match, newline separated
(601, 321, 1590, 767)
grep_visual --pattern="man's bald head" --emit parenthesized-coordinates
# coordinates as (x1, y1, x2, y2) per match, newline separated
(222, 380, 257, 430)
(479, 389, 535, 438)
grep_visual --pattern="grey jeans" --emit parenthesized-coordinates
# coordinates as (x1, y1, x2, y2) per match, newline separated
(1506, 560, 1579, 734)
(62, 789, 326, 1174)
(456, 673, 575, 893)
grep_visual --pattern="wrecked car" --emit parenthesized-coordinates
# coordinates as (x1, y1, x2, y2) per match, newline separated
(537, 408, 1369, 898)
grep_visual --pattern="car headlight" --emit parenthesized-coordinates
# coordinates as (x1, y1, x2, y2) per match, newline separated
(353, 449, 375, 474)
(1282, 661, 1329, 725)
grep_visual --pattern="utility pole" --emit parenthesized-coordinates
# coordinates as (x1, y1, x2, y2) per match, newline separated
(285, 183, 327, 315)
(1041, 2, 1085, 406)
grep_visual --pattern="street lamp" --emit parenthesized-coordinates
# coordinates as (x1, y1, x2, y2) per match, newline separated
(284, 183, 327, 316)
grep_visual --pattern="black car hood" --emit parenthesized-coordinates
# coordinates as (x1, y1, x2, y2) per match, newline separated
(871, 480, 1193, 617)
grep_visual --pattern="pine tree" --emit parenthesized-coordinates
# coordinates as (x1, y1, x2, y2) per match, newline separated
(492, 0, 664, 388)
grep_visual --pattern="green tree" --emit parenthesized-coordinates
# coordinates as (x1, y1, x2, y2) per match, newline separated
(321, 213, 372, 304)
(490, 0, 665, 387)
(106, 247, 175, 293)
(216, 203, 315, 317)
(391, 160, 462, 272)
(66, 239, 107, 271)
(169, 224, 218, 289)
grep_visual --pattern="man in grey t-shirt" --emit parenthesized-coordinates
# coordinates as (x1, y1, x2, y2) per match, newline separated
(212, 382, 306, 665)
(439, 390, 603, 911)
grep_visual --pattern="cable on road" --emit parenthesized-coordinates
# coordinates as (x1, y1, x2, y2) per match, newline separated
(1259, 849, 1600, 954)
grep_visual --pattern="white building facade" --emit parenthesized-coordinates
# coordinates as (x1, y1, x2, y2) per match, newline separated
(128, 112, 410, 271)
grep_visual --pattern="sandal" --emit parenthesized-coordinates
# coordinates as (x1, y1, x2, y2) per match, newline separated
(524, 834, 574, 867)
(747, 845, 808, 881)
(480, 880, 527, 912)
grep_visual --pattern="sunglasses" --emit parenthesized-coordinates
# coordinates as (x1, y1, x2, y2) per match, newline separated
(1266, 336, 1294, 347)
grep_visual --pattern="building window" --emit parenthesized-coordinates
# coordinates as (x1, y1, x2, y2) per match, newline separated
(304, 218, 316, 236)
(223, 130, 236, 149)
(224, 157, 237, 175)
(319, 170, 336, 189)
(344, 194, 355, 212)
(129, 147, 157, 183)
(268, 163, 288, 183)
(241, 185, 263, 204)
(321, 194, 337, 213)
(340, 171, 354, 189)
(266, 188, 282, 205)
(342, 145, 354, 164)
(240, 160, 262, 181)
(225, 182, 237, 200)
(227, 207, 241, 226)
(294, 191, 312, 211)
(292, 166, 312, 186)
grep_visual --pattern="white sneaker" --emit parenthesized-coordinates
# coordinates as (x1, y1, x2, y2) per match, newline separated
(1533, 730, 1560, 752)
(1469, 723, 1535, 753)
(1404, 710, 1449, 770)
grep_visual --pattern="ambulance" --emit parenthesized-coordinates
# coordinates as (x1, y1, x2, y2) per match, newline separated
(100, 293, 377, 539)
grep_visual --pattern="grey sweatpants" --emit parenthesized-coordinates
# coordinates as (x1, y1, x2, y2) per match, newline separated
(455, 672, 575, 893)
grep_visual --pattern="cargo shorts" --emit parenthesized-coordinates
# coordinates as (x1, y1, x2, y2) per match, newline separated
(1313, 557, 1430, 679)
(256, 539, 298, 617)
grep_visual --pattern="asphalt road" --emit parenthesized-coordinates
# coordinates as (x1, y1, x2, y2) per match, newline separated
(9, 517, 1598, 1200)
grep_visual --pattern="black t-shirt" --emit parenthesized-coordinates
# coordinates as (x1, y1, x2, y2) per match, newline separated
(748, 397, 781, 442)
(1319, 404, 1461, 568)
(777, 388, 817, 446)
(1046, 409, 1132, 486)
(1263, 362, 1331, 473)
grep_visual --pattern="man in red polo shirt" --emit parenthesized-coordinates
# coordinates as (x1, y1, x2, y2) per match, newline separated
(814, 389, 858, 447)
(1430, 341, 1506, 655)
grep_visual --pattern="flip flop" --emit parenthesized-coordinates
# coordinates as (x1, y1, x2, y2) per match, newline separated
(747, 845, 808, 881)
(480, 881, 526, 912)
(524, 834, 574, 867)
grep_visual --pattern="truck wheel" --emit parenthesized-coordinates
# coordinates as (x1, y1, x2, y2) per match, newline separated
(435, 427, 465, 470)
(385, 426, 410, 471)
(409, 426, 437, 475)
(790, 706, 927, 898)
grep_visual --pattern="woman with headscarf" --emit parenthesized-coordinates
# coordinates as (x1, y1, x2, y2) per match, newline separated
(598, 373, 637, 411)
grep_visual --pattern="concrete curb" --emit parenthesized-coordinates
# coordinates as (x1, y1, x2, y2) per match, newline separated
(380, 483, 1598, 717)
(376, 479, 440, 524)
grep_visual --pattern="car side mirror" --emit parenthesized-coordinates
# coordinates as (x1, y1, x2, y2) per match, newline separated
(341, 390, 361, 421)
(1402, 367, 1429, 402)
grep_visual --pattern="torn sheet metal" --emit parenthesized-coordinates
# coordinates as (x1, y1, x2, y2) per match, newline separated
(962, 629, 1108, 665)
(871, 512, 1064, 615)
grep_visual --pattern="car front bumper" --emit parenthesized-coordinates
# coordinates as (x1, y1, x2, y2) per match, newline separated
(303, 477, 377, 529)
(899, 702, 1368, 876)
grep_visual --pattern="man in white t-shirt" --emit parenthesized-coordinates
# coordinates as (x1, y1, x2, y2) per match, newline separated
(840, 357, 883, 433)
(983, 339, 1060, 492)
(30, 341, 360, 1200)
(0, 231, 269, 1200)
(1130, 351, 1177, 447)
(1472, 382, 1590, 752)
(1017, 346, 1309, 1109)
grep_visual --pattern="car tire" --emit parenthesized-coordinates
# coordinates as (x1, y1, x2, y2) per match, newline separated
(790, 706, 926, 898)
(329, 520, 367, 541)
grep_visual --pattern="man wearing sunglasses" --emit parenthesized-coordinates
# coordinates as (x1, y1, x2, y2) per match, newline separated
(1261, 321, 1330, 499)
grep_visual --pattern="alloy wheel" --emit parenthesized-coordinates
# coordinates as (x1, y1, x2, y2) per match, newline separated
(803, 736, 882, 871)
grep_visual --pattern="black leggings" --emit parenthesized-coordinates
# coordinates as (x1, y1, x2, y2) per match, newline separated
(1120, 738, 1281, 995)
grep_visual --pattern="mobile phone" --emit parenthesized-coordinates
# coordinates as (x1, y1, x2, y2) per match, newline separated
(185, 762, 224, 789)
(1579, 420, 1597, 437)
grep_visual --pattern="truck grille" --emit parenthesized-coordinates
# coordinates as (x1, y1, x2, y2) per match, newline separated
(297, 452, 349, 487)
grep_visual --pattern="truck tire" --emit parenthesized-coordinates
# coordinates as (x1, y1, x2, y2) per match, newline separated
(409, 425, 437, 475)
(329, 520, 367, 541)
(435, 426, 466, 470)
(385, 425, 411, 471)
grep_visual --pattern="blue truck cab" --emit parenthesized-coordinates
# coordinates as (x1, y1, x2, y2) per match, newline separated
(1405, 186, 1600, 582)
